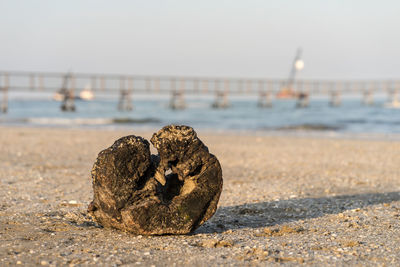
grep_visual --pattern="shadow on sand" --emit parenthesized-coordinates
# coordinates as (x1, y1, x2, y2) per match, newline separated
(196, 191, 400, 234)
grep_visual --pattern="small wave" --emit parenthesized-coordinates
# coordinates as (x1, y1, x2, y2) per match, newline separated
(275, 124, 343, 131)
(112, 118, 161, 124)
(25, 117, 160, 126)
(27, 118, 114, 125)
(370, 120, 400, 125)
(338, 119, 368, 124)
(338, 119, 400, 126)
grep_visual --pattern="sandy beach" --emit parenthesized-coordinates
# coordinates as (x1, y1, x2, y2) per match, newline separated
(1, 126, 400, 266)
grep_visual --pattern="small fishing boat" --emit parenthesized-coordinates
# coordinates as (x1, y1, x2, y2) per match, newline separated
(384, 99, 400, 109)
(52, 92, 64, 101)
(276, 88, 296, 99)
(79, 84, 95, 101)
(277, 48, 304, 99)
(52, 83, 95, 101)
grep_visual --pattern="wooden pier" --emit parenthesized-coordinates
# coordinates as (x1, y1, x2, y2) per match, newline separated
(1, 70, 400, 113)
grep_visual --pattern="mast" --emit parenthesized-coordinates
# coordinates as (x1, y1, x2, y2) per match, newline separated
(286, 47, 304, 91)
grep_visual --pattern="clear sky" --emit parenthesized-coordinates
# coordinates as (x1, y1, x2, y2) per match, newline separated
(1, 0, 399, 79)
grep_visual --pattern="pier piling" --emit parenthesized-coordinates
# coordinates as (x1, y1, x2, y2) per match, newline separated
(118, 90, 133, 111)
(363, 90, 374, 106)
(60, 74, 76, 112)
(201, 80, 209, 94)
(193, 79, 199, 93)
(91, 76, 97, 91)
(169, 78, 185, 109)
(296, 92, 309, 108)
(238, 80, 244, 94)
(100, 76, 106, 91)
(169, 90, 185, 110)
(154, 78, 160, 93)
(30, 74, 35, 90)
(118, 77, 133, 111)
(387, 89, 399, 107)
(212, 91, 230, 108)
(258, 91, 272, 108)
(1, 73, 9, 113)
(330, 91, 341, 107)
(146, 78, 151, 92)
(246, 80, 252, 94)
(38, 75, 44, 91)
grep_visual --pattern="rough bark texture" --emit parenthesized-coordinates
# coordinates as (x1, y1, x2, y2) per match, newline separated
(88, 125, 223, 235)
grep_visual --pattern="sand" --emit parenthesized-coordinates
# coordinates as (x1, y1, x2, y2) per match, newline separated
(1, 126, 400, 266)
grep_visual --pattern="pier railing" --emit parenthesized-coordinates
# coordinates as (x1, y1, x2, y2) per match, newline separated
(1, 70, 400, 112)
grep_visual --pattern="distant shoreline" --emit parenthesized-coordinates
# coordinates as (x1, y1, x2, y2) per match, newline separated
(1, 124, 400, 142)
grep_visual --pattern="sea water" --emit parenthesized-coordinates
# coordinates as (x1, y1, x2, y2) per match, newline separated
(1, 93, 400, 134)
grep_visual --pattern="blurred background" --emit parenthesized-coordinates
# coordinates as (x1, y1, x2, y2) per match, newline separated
(1, 0, 400, 134)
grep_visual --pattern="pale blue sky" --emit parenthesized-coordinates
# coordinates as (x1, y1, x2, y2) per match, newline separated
(1, 0, 399, 79)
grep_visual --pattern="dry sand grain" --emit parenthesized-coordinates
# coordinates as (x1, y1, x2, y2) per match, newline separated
(1, 126, 400, 266)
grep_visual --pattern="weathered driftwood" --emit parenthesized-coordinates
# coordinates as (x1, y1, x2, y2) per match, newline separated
(88, 125, 223, 235)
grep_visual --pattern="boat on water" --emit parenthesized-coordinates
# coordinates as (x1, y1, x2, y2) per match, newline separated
(276, 88, 296, 99)
(384, 99, 400, 109)
(52, 84, 95, 101)
(276, 48, 304, 99)
(79, 87, 95, 101)
(52, 92, 64, 101)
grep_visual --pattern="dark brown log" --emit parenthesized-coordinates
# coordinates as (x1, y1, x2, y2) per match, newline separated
(88, 125, 223, 235)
